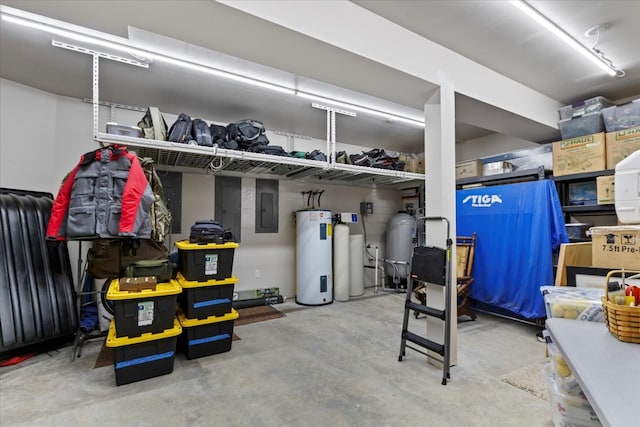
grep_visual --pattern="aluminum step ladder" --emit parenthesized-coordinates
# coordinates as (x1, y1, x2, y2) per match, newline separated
(398, 216, 452, 385)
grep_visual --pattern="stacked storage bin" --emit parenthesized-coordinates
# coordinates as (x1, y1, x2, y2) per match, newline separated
(175, 240, 239, 359)
(557, 96, 614, 140)
(105, 279, 182, 385)
(540, 287, 603, 426)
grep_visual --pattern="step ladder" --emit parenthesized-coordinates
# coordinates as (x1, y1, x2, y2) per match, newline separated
(398, 216, 452, 385)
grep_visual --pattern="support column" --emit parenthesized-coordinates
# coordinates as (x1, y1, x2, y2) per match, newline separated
(424, 81, 457, 365)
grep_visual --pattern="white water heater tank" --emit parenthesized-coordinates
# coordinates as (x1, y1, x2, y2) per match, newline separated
(296, 210, 333, 305)
(615, 149, 640, 224)
(333, 223, 350, 302)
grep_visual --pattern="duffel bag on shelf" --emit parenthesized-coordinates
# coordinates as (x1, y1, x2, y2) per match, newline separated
(247, 144, 289, 156)
(137, 107, 168, 141)
(227, 119, 270, 150)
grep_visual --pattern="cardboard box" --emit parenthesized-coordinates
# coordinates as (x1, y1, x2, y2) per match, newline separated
(605, 126, 640, 169)
(456, 159, 482, 179)
(596, 175, 615, 205)
(552, 133, 606, 176)
(590, 226, 640, 269)
(482, 161, 513, 176)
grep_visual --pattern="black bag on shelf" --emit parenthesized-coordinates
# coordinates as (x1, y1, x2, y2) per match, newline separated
(335, 151, 351, 164)
(247, 144, 289, 156)
(227, 119, 270, 150)
(350, 153, 373, 167)
(191, 118, 213, 147)
(168, 113, 193, 143)
(306, 149, 327, 161)
(189, 220, 234, 244)
(210, 124, 228, 146)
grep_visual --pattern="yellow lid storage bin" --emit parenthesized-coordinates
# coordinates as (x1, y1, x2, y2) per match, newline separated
(177, 273, 237, 320)
(106, 318, 181, 386)
(106, 279, 182, 338)
(177, 309, 238, 360)
(175, 240, 238, 282)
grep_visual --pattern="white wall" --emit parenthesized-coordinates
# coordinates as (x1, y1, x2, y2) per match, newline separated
(455, 133, 539, 162)
(0, 78, 403, 297)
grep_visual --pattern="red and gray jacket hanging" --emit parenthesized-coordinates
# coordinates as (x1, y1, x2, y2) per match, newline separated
(47, 145, 154, 240)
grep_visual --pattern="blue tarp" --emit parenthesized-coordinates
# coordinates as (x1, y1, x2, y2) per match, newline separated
(456, 180, 568, 319)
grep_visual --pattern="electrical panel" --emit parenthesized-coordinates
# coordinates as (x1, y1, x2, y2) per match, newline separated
(360, 202, 373, 215)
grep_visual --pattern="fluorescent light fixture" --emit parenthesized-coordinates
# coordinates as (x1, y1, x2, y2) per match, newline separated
(510, 1, 620, 77)
(1, 10, 425, 126)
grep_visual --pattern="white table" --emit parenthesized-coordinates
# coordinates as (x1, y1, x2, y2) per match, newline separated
(546, 318, 639, 427)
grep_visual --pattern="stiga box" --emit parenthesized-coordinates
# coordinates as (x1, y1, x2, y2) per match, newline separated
(590, 226, 640, 269)
(455, 159, 482, 180)
(605, 126, 640, 169)
(177, 309, 238, 360)
(177, 273, 237, 319)
(596, 175, 615, 205)
(107, 279, 181, 338)
(175, 240, 238, 282)
(552, 133, 606, 177)
(106, 318, 181, 386)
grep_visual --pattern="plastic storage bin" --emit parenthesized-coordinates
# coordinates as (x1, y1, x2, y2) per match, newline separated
(175, 240, 238, 282)
(106, 317, 182, 386)
(177, 309, 238, 359)
(558, 96, 614, 120)
(107, 278, 182, 338)
(558, 113, 605, 140)
(601, 99, 640, 132)
(542, 364, 601, 426)
(177, 273, 237, 319)
(546, 341, 582, 396)
(540, 286, 605, 322)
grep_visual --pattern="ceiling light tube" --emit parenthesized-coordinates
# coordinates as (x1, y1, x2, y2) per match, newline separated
(1, 10, 423, 126)
(510, 1, 618, 76)
(298, 92, 425, 127)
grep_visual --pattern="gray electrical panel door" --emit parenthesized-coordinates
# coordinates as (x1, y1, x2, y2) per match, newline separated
(215, 176, 242, 242)
(256, 179, 278, 233)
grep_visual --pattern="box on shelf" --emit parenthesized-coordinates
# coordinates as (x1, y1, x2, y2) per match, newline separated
(565, 223, 593, 240)
(590, 225, 640, 269)
(558, 96, 614, 120)
(601, 99, 640, 132)
(605, 126, 640, 169)
(175, 240, 238, 282)
(558, 113, 606, 140)
(567, 181, 597, 206)
(540, 286, 605, 322)
(177, 309, 238, 360)
(552, 132, 606, 177)
(177, 273, 237, 319)
(482, 160, 513, 176)
(106, 122, 143, 138)
(542, 364, 601, 427)
(596, 175, 615, 205)
(105, 317, 181, 386)
(106, 279, 181, 338)
(455, 159, 482, 179)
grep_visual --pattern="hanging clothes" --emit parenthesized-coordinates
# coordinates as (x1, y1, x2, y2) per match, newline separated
(47, 144, 154, 240)
(456, 180, 568, 319)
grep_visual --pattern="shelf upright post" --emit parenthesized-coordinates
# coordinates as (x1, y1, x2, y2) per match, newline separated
(326, 107, 331, 166)
(92, 53, 101, 145)
(330, 110, 337, 165)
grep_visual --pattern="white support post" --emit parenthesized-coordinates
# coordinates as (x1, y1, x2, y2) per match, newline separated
(424, 81, 458, 366)
(92, 54, 99, 141)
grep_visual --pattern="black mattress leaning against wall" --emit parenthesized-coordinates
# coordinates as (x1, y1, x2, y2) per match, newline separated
(0, 188, 77, 358)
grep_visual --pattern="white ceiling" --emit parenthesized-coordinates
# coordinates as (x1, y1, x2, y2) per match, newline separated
(0, 0, 639, 153)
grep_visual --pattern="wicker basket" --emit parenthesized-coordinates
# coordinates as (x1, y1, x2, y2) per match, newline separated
(602, 270, 640, 344)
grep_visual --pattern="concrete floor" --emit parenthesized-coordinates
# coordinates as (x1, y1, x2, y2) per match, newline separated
(0, 291, 553, 427)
